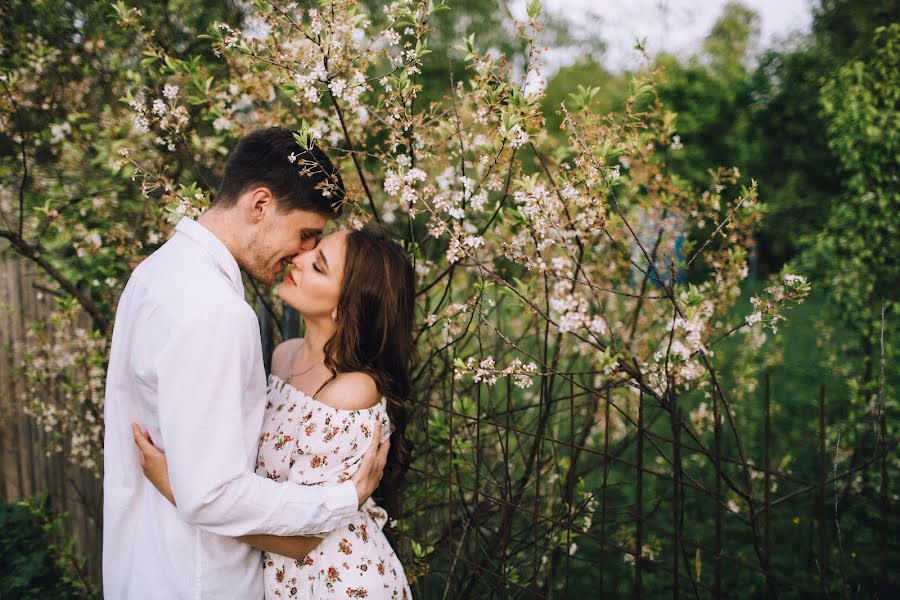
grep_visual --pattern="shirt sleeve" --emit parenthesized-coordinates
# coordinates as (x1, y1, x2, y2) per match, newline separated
(154, 302, 358, 537)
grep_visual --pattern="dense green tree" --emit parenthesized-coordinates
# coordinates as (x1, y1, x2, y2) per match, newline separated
(746, 0, 896, 271)
(745, 45, 840, 272)
(811, 22, 899, 399)
(641, 4, 760, 216)
(808, 26, 899, 594)
(813, 0, 898, 61)
(544, 4, 761, 188)
(701, 1, 761, 80)
(543, 0, 895, 272)
(540, 56, 624, 133)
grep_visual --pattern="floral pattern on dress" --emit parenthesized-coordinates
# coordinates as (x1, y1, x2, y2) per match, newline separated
(258, 374, 411, 600)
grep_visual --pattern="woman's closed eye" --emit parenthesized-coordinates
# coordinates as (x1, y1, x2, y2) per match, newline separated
(313, 262, 322, 274)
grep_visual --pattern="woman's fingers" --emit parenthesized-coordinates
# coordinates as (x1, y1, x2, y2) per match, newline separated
(132, 423, 149, 462)
(131, 423, 160, 469)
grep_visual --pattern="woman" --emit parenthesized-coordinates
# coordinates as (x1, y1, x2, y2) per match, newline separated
(134, 223, 415, 599)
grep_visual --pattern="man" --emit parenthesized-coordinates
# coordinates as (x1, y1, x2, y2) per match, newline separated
(103, 127, 388, 598)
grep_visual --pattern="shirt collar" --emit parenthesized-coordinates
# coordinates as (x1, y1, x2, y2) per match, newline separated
(175, 217, 244, 297)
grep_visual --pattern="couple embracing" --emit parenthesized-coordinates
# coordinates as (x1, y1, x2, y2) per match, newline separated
(103, 128, 414, 599)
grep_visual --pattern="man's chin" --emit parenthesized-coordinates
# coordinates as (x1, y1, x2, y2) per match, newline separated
(245, 268, 276, 286)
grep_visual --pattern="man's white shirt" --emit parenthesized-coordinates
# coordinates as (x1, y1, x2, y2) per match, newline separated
(102, 217, 358, 599)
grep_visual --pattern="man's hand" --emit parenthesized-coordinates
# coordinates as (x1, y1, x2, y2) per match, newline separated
(350, 420, 390, 508)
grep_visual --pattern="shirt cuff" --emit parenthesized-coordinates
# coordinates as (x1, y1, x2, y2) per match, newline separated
(317, 480, 358, 533)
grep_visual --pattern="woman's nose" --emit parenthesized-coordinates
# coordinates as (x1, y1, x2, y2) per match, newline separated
(290, 253, 305, 269)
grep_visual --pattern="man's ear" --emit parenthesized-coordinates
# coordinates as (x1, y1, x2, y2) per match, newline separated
(239, 187, 274, 223)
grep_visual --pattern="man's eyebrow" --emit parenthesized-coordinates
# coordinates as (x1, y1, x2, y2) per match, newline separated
(317, 248, 329, 271)
(301, 228, 323, 238)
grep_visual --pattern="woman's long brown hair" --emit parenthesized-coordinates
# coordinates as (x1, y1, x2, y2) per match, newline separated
(321, 223, 415, 516)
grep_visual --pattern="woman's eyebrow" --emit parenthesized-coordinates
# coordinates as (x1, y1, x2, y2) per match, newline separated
(317, 248, 330, 272)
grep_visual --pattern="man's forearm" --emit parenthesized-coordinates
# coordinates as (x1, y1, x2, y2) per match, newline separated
(236, 534, 322, 561)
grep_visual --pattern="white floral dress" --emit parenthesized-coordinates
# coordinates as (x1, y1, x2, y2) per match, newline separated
(256, 373, 411, 600)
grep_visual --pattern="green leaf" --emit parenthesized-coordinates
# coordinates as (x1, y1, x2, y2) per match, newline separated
(527, 0, 543, 20)
(628, 75, 653, 99)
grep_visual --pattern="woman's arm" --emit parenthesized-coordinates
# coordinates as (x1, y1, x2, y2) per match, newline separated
(236, 535, 321, 561)
(132, 424, 176, 504)
(132, 425, 323, 559)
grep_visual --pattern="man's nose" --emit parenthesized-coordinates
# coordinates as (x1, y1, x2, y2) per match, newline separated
(293, 244, 313, 260)
(299, 237, 317, 252)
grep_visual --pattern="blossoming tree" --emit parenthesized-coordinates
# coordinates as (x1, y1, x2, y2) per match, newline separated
(1, 0, 844, 595)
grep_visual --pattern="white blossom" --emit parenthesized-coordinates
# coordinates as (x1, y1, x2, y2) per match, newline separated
(463, 235, 484, 249)
(501, 123, 529, 149)
(212, 117, 233, 132)
(328, 78, 347, 99)
(151, 98, 167, 117)
(384, 171, 402, 196)
(49, 121, 71, 144)
(242, 15, 272, 41)
(404, 168, 427, 184)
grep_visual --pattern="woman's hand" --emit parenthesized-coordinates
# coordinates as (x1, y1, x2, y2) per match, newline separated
(132, 423, 176, 506)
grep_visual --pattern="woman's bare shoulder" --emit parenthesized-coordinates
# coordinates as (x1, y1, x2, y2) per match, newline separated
(317, 371, 381, 410)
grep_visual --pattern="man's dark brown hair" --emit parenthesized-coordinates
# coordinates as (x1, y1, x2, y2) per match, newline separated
(213, 127, 344, 217)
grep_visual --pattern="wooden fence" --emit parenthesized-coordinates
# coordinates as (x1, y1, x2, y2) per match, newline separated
(0, 251, 103, 586)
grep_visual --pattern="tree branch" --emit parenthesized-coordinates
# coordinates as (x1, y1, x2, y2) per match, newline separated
(0, 229, 111, 333)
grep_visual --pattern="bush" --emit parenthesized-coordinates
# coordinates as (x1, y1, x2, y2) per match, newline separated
(0, 495, 89, 599)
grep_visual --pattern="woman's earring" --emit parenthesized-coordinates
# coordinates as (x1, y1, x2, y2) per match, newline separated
(331, 310, 337, 322)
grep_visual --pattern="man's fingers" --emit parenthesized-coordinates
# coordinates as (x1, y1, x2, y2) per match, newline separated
(360, 422, 383, 469)
(351, 422, 391, 506)
(370, 437, 389, 484)
(371, 421, 382, 446)
(376, 437, 390, 467)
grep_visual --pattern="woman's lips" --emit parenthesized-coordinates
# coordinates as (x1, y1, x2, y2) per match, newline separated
(285, 269, 297, 286)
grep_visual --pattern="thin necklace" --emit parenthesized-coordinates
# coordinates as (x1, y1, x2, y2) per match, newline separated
(288, 357, 324, 382)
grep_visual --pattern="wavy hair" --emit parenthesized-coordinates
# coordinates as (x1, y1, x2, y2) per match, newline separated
(320, 223, 415, 515)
